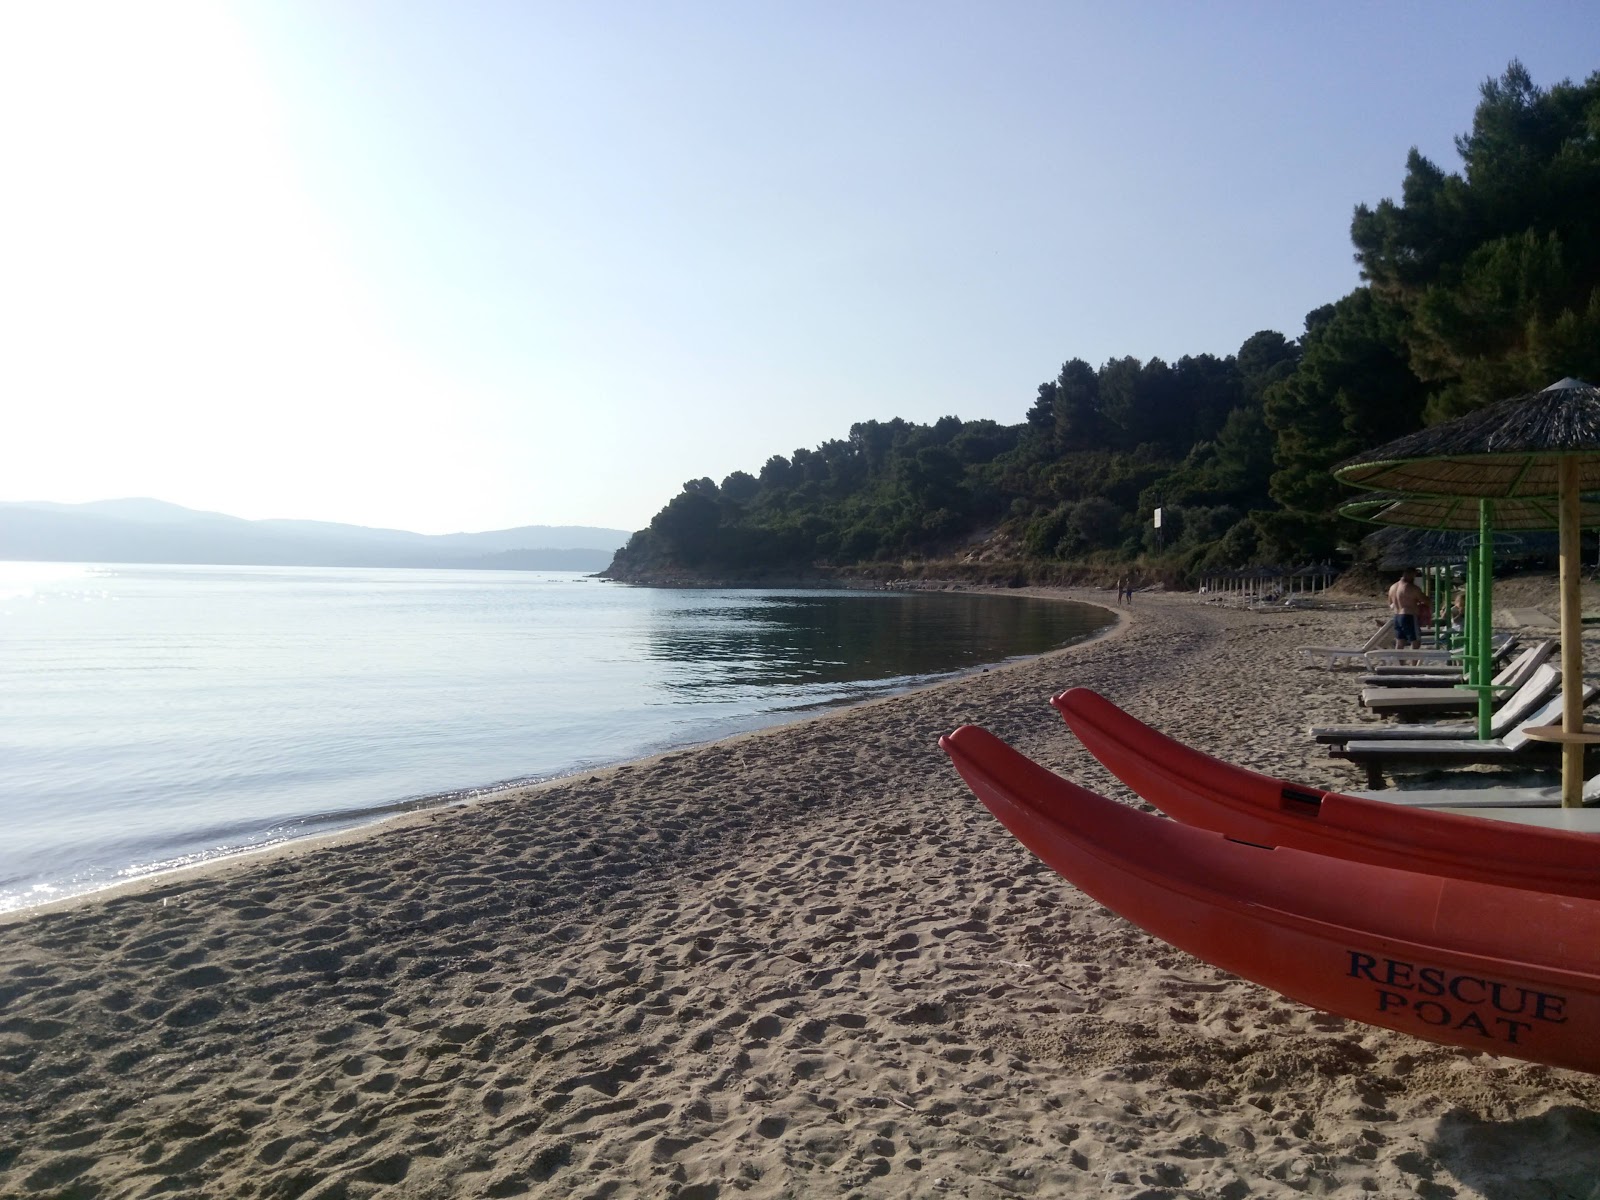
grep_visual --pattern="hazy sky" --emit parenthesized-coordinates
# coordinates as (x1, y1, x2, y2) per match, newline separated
(2, 3, 1594, 535)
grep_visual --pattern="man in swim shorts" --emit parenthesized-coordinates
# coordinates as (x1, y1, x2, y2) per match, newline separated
(1387, 568, 1426, 649)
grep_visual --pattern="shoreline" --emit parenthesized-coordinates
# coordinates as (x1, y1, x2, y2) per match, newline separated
(1, 588, 1126, 926)
(5, 588, 1598, 1198)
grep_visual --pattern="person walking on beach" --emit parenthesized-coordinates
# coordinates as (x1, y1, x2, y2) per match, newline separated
(1387, 568, 1426, 649)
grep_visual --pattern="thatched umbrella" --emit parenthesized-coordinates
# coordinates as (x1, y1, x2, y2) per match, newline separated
(1336, 377, 1600, 806)
(1342, 492, 1600, 737)
(1342, 499, 1478, 668)
(1340, 493, 1594, 530)
(1358, 523, 1561, 661)
(1355, 524, 1501, 568)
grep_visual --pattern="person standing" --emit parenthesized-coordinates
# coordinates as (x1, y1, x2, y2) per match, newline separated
(1387, 568, 1426, 649)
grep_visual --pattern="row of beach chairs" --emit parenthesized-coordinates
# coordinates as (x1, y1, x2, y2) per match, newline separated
(1297, 618, 1504, 671)
(1297, 619, 1396, 669)
(1300, 629, 1598, 801)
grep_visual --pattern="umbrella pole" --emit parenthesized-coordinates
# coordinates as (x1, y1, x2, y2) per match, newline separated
(1464, 549, 1477, 671)
(1442, 567, 1454, 653)
(1436, 568, 1445, 651)
(1476, 501, 1495, 740)
(1559, 458, 1584, 807)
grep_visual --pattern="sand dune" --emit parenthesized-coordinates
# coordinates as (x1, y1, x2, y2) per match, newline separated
(3, 589, 1598, 1197)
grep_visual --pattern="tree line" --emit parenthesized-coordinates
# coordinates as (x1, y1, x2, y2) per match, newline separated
(609, 63, 1600, 583)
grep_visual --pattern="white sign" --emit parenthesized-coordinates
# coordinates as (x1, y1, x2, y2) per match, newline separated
(1153, 507, 1163, 529)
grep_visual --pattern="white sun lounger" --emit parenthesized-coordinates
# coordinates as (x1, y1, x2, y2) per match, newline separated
(1420, 807, 1600, 830)
(1363, 632, 1516, 672)
(1347, 782, 1600, 830)
(1349, 779, 1600, 809)
(1356, 641, 1556, 717)
(1330, 687, 1600, 789)
(1298, 620, 1394, 669)
(1314, 660, 1562, 744)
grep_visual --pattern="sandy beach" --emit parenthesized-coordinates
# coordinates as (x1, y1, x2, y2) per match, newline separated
(3, 588, 1599, 1198)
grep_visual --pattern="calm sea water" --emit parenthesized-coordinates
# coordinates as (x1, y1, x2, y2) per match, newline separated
(0, 563, 1111, 913)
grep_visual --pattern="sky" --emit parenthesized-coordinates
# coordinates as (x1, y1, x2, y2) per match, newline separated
(1, 3, 1595, 535)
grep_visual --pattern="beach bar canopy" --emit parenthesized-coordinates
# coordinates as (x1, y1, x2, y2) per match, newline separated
(1336, 377, 1600, 807)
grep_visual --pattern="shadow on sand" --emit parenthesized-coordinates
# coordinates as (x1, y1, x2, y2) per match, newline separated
(1429, 1104, 1600, 1198)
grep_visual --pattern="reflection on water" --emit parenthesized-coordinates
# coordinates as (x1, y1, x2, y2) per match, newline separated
(0, 566, 1113, 912)
(646, 591, 1110, 700)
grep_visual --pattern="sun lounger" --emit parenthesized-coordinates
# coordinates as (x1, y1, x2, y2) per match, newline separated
(1363, 649, 1454, 668)
(1348, 777, 1600, 808)
(1357, 636, 1521, 686)
(1502, 607, 1560, 630)
(1357, 640, 1555, 718)
(1359, 665, 1482, 688)
(1344, 793, 1600, 829)
(1298, 620, 1394, 669)
(1356, 671, 1474, 688)
(1423, 806, 1600, 830)
(1313, 661, 1562, 744)
(1329, 687, 1600, 789)
(1363, 643, 1492, 667)
(1359, 639, 1550, 702)
(1349, 783, 1600, 827)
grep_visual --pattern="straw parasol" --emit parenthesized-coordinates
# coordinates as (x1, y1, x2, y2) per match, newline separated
(1339, 493, 1600, 531)
(1341, 492, 1600, 737)
(1336, 377, 1600, 806)
(1354, 525, 1489, 567)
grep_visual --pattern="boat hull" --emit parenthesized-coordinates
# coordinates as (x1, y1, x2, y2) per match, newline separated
(1052, 687, 1600, 901)
(941, 724, 1600, 1074)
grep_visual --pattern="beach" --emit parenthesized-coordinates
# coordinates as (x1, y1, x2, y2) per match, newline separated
(3, 588, 1598, 1198)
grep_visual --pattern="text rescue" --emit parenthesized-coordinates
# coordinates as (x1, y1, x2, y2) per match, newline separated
(1347, 951, 1567, 1045)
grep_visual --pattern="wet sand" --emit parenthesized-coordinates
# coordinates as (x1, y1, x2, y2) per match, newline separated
(3, 588, 1598, 1198)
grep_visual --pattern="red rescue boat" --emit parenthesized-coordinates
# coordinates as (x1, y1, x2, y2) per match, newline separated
(940, 723, 1600, 1075)
(1051, 687, 1600, 901)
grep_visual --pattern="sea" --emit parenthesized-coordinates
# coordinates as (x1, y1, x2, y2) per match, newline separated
(0, 562, 1113, 914)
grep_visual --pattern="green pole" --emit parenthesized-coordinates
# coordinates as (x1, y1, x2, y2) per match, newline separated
(1425, 566, 1436, 648)
(1475, 550, 1484, 664)
(1432, 566, 1444, 648)
(1441, 566, 1453, 653)
(1476, 500, 1495, 739)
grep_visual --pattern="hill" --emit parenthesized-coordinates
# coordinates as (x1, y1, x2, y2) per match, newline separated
(0, 499, 631, 572)
(604, 64, 1600, 588)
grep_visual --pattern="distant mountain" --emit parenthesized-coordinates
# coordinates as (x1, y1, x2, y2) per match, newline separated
(0, 499, 633, 572)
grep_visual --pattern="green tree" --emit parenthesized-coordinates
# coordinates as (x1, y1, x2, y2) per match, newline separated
(1352, 62, 1600, 417)
(650, 481, 724, 566)
(720, 470, 760, 506)
(1096, 356, 1144, 450)
(1171, 353, 1244, 446)
(1059, 496, 1126, 556)
(1053, 358, 1101, 449)
(1262, 290, 1429, 557)
(1025, 382, 1056, 439)
(1235, 330, 1301, 403)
